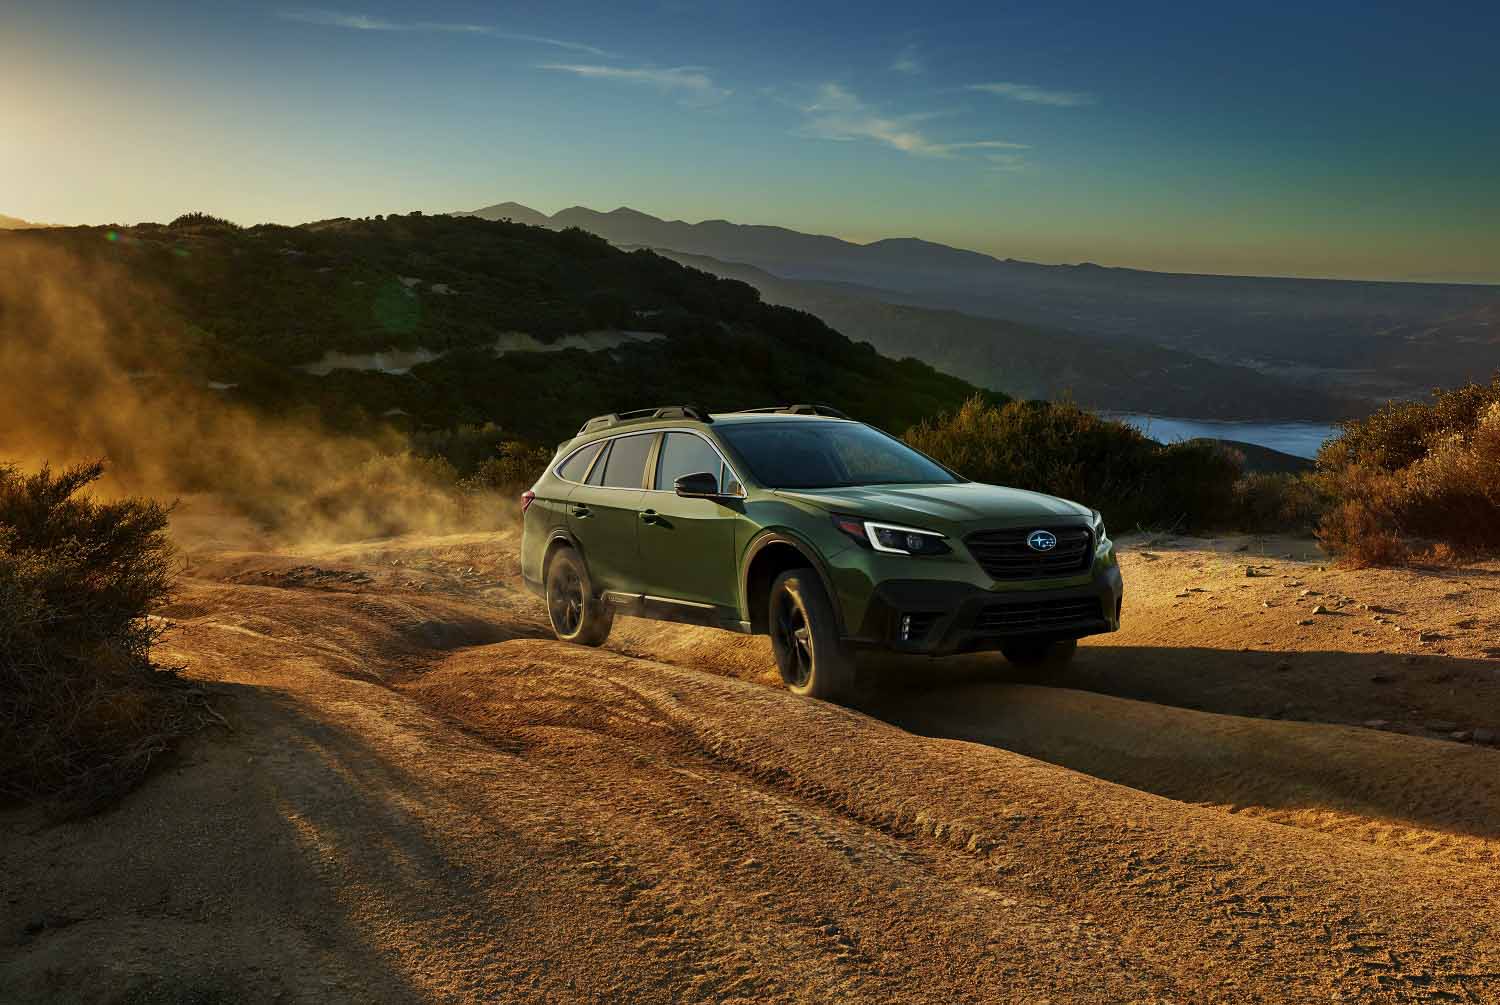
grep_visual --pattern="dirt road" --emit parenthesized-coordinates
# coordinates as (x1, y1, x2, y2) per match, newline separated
(4, 531, 1500, 1003)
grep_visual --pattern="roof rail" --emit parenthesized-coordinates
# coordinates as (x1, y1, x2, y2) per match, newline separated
(733, 404, 852, 419)
(577, 405, 711, 435)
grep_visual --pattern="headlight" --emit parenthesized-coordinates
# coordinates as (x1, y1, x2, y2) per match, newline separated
(832, 515, 950, 556)
(1091, 509, 1107, 542)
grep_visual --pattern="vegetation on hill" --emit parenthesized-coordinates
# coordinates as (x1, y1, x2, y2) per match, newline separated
(2, 213, 985, 450)
(0, 462, 209, 809)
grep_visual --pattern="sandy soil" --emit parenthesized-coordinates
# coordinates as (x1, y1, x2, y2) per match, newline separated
(4, 530, 1500, 1003)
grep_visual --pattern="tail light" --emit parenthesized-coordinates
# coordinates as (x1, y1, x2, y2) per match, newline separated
(520, 489, 536, 514)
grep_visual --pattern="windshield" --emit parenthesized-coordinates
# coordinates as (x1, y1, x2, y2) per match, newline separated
(717, 421, 959, 489)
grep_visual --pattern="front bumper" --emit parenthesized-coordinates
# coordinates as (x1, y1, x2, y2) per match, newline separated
(850, 564, 1123, 656)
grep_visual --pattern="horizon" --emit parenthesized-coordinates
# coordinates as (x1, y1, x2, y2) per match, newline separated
(5, 1, 1499, 284)
(13, 201, 1499, 289)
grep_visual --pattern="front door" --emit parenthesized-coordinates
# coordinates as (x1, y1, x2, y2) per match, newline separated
(566, 431, 656, 593)
(637, 431, 739, 609)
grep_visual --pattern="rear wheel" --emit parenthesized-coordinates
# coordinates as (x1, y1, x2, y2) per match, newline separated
(1000, 638, 1077, 680)
(769, 569, 854, 701)
(545, 548, 613, 647)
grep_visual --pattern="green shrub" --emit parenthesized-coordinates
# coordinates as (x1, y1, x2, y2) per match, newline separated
(1230, 472, 1327, 534)
(903, 395, 1242, 531)
(0, 461, 207, 808)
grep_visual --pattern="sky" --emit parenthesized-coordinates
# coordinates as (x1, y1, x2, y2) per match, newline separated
(4, 1, 1498, 283)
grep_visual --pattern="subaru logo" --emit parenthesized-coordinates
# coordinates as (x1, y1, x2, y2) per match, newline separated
(1026, 529, 1058, 552)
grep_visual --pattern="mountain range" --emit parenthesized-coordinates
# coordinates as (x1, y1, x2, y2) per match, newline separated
(0, 214, 44, 229)
(455, 202, 1500, 419)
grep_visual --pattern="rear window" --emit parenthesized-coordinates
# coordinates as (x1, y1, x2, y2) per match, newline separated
(655, 432, 723, 491)
(556, 441, 604, 483)
(599, 433, 654, 489)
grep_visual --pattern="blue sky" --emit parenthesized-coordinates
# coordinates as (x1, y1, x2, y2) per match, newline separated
(4, 1, 1497, 281)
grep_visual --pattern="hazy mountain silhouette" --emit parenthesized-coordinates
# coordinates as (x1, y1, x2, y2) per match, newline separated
(456, 202, 552, 228)
(450, 201, 1500, 413)
(0, 214, 43, 229)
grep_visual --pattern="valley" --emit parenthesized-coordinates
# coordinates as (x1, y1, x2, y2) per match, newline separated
(459, 202, 1499, 424)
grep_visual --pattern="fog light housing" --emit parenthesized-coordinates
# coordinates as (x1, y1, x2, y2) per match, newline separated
(897, 612, 939, 643)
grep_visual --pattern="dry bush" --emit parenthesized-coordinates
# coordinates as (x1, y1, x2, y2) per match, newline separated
(461, 441, 553, 494)
(1318, 497, 1409, 567)
(1317, 392, 1500, 564)
(0, 461, 210, 809)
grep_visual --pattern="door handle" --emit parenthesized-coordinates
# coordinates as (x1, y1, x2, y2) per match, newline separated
(639, 509, 659, 525)
(571, 504, 591, 518)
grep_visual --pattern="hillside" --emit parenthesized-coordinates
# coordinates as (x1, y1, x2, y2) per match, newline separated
(0, 214, 987, 448)
(0, 214, 43, 229)
(452, 202, 1500, 412)
(655, 251, 1361, 421)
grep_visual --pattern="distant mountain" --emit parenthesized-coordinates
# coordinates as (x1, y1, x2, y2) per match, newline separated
(547, 205, 1006, 285)
(451, 201, 1500, 412)
(0, 214, 44, 229)
(454, 202, 551, 228)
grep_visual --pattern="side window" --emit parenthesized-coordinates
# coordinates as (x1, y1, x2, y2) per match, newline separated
(556, 441, 604, 483)
(600, 433, 654, 489)
(654, 432, 722, 491)
(585, 441, 612, 486)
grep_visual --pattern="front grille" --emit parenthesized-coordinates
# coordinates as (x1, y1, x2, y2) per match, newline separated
(964, 526, 1093, 581)
(975, 597, 1103, 634)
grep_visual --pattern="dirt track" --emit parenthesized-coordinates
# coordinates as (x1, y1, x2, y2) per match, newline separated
(4, 530, 1500, 1003)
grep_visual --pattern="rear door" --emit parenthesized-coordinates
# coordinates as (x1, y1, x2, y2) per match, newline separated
(566, 432, 656, 593)
(637, 430, 740, 609)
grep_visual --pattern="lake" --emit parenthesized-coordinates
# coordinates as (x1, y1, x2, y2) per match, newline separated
(1103, 413, 1340, 459)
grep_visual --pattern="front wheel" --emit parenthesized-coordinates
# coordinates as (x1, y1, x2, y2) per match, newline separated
(769, 569, 854, 701)
(545, 548, 613, 646)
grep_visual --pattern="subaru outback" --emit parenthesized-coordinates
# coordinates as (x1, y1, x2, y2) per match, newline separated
(521, 405, 1123, 700)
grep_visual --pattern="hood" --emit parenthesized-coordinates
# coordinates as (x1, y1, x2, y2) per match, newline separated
(774, 481, 1091, 529)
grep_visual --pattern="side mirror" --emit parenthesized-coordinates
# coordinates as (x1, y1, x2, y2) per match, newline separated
(674, 471, 720, 498)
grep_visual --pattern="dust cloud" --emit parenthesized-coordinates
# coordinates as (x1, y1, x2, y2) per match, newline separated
(0, 239, 504, 545)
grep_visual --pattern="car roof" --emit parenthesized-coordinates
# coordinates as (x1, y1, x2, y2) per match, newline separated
(557, 411, 853, 454)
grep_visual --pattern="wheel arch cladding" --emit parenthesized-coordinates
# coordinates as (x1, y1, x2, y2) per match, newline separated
(743, 533, 844, 636)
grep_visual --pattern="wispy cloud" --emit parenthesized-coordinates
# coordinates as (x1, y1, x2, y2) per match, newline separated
(967, 81, 1094, 107)
(891, 45, 923, 75)
(985, 153, 1029, 172)
(540, 64, 731, 104)
(798, 84, 1028, 160)
(278, 8, 609, 57)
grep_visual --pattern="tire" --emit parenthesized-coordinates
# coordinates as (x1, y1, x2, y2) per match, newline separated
(545, 548, 613, 647)
(768, 568, 855, 701)
(1000, 638, 1077, 680)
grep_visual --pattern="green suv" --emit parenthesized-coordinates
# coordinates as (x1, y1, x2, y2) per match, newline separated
(521, 405, 1122, 700)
